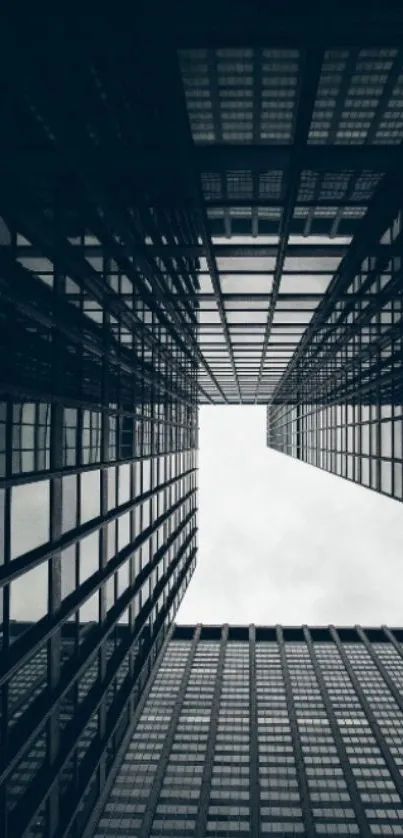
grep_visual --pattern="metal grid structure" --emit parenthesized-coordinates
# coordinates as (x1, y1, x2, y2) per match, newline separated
(178, 16, 403, 499)
(2, 12, 403, 409)
(90, 623, 403, 838)
(0, 22, 200, 838)
(2, 5, 403, 838)
(177, 39, 403, 404)
(267, 178, 403, 500)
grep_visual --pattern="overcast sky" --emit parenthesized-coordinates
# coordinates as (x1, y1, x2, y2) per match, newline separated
(177, 406, 403, 627)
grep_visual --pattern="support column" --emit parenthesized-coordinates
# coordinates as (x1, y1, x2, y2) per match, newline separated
(195, 625, 229, 838)
(249, 625, 260, 838)
(47, 239, 65, 837)
(276, 626, 315, 837)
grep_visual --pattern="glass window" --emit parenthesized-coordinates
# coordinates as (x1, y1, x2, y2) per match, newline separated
(10, 562, 48, 626)
(63, 408, 78, 466)
(79, 591, 99, 623)
(117, 559, 130, 596)
(62, 475, 77, 534)
(118, 464, 131, 505)
(11, 481, 50, 559)
(82, 411, 101, 465)
(118, 512, 131, 551)
(80, 470, 101, 524)
(80, 531, 100, 584)
(61, 545, 76, 599)
(107, 466, 117, 511)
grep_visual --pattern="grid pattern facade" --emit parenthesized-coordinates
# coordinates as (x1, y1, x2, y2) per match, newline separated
(0, 223, 198, 838)
(3, 13, 403, 407)
(177, 41, 403, 404)
(2, 6, 403, 838)
(267, 199, 403, 501)
(0, 25, 200, 835)
(91, 624, 403, 838)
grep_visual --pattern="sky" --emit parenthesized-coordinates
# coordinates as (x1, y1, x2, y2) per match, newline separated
(176, 406, 403, 627)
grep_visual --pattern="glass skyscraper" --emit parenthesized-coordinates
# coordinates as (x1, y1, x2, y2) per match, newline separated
(266, 201, 403, 502)
(0, 211, 198, 837)
(2, 4, 403, 837)
(90, 624, 403, 838)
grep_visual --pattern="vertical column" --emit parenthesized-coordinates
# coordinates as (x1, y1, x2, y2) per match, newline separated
(137, 624, 202, 838)
(98, 253, 110, 791)
(296, 394, 302, 460)
(248, 625, 260, 838)
(128, 456, 137, 719)
(276, 626, 315, 837)
(195, 624, 229, 838)
(47, 401, 63, 838)
(374, 266, 382, 494)
(302, 626, 371, 837)
(1, 399, 12, 838)
(1, 219, 15, 838)
(47, 208, 65, 838)
(128, 271, 139, 716)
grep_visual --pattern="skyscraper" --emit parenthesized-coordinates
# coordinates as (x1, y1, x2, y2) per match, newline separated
(0, 23, 200, 831)
(2, 4, 403, 837)
(0, 211, 198, 836)
(266, 192, 403, 502)
(89, 623, 403, 838)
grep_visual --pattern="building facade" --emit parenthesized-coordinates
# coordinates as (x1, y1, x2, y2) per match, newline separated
(90, 623, 403, 838)
(2, 6, 403, 838)
(0, 16, 205, 838)
(0, 88, 199, 838)
(267, 197, 403, 502)
(0, 195, 199, 838)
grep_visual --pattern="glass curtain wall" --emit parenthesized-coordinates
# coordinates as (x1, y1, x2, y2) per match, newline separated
(92, 624, 403, 838)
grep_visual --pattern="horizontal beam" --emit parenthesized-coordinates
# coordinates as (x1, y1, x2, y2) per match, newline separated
(205, 198, 370, 208)
(0, 145, 399, 177)
(198, 293, 353, 302)
(14, 243, 352, 259)
(198, 144, 399, 172)
(149, 243, 382, 258)
(198, 269, 340, 275)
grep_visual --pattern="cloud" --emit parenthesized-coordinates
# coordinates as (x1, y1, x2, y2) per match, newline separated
(177, 406, 403, 626)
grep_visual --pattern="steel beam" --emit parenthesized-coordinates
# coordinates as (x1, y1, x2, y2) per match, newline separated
(13, 242, 352, 258)
(249, 625, 260, 838)
(197, 144, 400, 172)
(194, 625, 229, 838)
(255, 49, 324, 400)
(1, 145, 399, 177)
